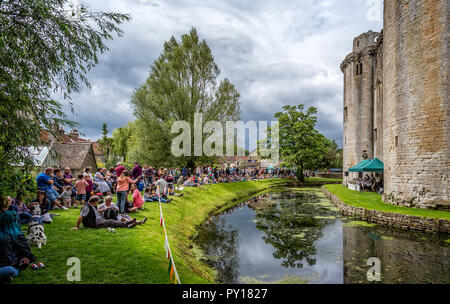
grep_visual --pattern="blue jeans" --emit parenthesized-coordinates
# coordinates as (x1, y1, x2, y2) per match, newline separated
(45, 188, 59, 204)
(116, 191, 127, 213)
(145, 197, 169, 203)
(0, 266, 20, 281)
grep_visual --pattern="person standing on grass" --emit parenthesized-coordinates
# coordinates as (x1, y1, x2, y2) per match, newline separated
(75, 175, 88, 207)
(116, 170, 141, 214)
(155, 174, 169, 198)
(115, 162, 126, 179)
(59, 186, 74, 208)
(84, 174, 93, 203)
(131, 162, 142, 180)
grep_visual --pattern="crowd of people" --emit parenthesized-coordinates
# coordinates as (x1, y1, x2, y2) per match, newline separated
(349, 173, 383, 193)
(0, 160, 295, 283)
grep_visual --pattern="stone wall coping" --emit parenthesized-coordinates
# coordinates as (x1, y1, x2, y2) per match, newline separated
(321, 186, 450, 234)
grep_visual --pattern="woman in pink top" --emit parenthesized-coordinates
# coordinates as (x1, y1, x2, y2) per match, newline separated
(116, 170, 140, 213)
(130, 184, 144, 210)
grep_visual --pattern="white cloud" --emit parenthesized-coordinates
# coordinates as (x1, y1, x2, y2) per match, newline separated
(64, 0, 382, 144)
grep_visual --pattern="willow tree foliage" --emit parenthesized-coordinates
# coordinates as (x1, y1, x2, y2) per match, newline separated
(0, 0, 129, 195)
(131, 28, 241, 168)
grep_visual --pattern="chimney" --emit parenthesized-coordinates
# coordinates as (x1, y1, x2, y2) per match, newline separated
(69, 129, 79, 139)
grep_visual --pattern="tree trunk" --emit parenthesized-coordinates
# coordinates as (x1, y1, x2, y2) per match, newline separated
(186, 158, 195, 172)
(296, 161, 305, 183)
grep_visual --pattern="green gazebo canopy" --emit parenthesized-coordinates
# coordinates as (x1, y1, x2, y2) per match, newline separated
(348, 158, 384, 172)
(348, 159, 371, 172)
(360, 157, 384, 172)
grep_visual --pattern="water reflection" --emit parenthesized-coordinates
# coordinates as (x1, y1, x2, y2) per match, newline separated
(343, 225, 450, 284)
(195, 217, 240, 283)
(194, 189, 450, 284)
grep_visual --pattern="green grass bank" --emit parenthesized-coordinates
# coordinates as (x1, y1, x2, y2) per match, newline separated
(14, 179, 291, 284)
(324, 184, 450, 221)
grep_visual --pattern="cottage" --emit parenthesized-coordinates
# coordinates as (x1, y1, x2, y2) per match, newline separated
(52, 142, 98, 176)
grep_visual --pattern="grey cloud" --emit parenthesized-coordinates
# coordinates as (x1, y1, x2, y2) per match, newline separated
(68, 0, 382, 144)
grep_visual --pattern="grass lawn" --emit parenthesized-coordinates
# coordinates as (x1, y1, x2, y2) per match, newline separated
(304, 177, 342, 184)
(324, 184, 450, 220)
(13, 179, 290, 284)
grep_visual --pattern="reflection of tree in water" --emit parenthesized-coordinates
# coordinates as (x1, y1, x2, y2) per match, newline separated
(194, 218, 240, 283)
(254, 192, 333, 269)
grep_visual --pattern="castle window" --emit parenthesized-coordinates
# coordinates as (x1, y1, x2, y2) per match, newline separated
(357, 40, 360, 47)
(344, 107, 348, 123)
(345, 137, 346, 145)
(355, 62, 363, 76)
(395, 136, 398, 147)
(374, 129, 377, 140)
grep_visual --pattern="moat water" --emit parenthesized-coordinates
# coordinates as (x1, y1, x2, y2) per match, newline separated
(194, 188, 450, 284)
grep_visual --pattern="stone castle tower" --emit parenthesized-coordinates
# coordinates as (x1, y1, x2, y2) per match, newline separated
(342, 0, 449, 210)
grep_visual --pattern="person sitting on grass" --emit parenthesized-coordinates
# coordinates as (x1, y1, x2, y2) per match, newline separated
(124, 196, 139, 213)
(36, 167, 67, 210)
(29, 191, 59, 224)
(143, 187, 172, 203)
(0, 207, 36, 283)
(94, 168, 111, 196)
(130, 184, 144, 210)
(98, 196, 136, 223)
(70, 196, 146, 231)
(10, 192, 32, 225)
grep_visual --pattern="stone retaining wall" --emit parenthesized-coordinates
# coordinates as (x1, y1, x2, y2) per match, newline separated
(321, 186, 450, 234)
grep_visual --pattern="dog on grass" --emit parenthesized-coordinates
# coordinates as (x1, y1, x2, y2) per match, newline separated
(27, 204, 47, 249)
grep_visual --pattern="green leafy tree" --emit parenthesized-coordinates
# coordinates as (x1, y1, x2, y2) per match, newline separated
(274, 105, 329, 182)
(131, 27, 240, 169)
(0, 0, 129, 195)
(98, 122, 114, 165)
(322, 138, 343, 169)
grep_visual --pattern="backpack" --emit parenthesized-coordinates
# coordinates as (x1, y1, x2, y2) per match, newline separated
(82, 204, 97, 228)
(103, 208, 118, 220)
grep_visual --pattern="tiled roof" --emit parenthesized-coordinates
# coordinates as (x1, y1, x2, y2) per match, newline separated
(52, 142, 94, 170)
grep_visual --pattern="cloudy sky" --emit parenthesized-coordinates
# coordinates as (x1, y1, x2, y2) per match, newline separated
(62, 0, 383, 148)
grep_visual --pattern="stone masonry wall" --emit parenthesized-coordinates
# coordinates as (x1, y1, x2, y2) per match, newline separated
(341, 31, 381, 186)
(322, 186, 450, 234)
(382, 0, 449, 209)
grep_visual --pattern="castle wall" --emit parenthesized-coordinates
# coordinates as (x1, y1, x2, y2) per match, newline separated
(342, 31, 381, 185)
(373, 36, 383, 160)
(382, 0, 449, 209)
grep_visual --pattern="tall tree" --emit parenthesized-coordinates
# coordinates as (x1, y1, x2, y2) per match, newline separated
(98, 122, 114, 165)
(0, 0, 129, 195)
(131, 27, 240, 168)
(275, 105, 328, 182)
